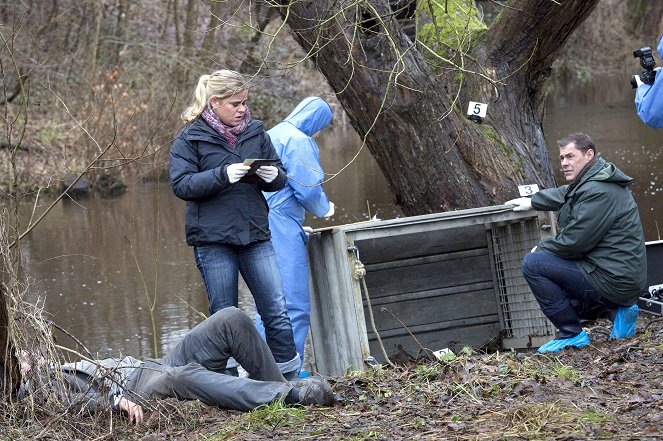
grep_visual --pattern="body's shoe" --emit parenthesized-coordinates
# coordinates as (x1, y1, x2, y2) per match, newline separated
(610, 305, 639, 340)
(293, 375, 335, 406)
(537, 330, 590, 353)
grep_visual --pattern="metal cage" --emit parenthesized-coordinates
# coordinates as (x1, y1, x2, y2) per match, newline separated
(488, 219, 554, 348)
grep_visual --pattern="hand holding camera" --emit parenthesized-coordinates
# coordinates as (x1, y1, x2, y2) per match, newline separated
(631, 47, 658, 89)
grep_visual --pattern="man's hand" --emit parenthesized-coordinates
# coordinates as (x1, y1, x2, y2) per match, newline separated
(504, 197, 533, 212)
(119, 396, 144, 425)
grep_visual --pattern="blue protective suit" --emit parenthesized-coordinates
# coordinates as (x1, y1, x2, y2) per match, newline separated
(258, 97, 333, 365)
(635, 35, 663, 128)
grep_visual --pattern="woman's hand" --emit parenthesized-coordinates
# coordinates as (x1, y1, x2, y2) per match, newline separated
(255, 165, 278, 183)
(226, 163, 251, 184)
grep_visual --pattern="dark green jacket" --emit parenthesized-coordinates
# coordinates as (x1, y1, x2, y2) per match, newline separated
(531, 156, 647, 305)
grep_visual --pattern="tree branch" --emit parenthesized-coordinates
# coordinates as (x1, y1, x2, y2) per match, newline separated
(485, 0, 601, 86)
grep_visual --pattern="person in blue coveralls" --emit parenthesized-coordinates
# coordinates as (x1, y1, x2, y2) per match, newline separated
(256, 97, 336, 374)
(505, 133, 646, 353)
(634, 34, 663, 128)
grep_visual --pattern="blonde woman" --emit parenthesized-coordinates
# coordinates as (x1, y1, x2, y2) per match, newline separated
(169, 70, 299, 378)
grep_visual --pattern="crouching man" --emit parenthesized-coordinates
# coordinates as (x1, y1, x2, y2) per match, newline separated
(16, 307, 334, 424)
(505, 133, 647, 353)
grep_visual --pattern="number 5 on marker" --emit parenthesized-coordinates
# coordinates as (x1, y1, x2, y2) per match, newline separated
(467, 101, 488, 118)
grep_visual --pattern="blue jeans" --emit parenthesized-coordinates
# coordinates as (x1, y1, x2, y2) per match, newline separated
(194, 240, 297, 365)
(522, 252, 618, 334)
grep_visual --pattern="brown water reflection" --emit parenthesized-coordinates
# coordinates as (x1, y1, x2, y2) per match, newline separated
(19, 129, 396, 360)
(17, 74, 663, 359)
(544, 75, 663, 240)
(20, 185, 208, 359)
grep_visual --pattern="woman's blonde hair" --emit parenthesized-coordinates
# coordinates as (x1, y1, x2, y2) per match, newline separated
(181, 70, 248, 122)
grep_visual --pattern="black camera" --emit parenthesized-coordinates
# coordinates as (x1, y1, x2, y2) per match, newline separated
(631, 47, 657, 89)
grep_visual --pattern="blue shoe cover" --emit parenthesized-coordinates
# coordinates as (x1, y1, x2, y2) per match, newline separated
(610, 305, 638, 340)
(537, 330, 590, 353)
(299, 371, 312, 378)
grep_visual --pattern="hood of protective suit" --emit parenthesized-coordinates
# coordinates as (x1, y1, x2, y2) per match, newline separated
(283, 97, 333, 136)
(659, 34, 663, 58)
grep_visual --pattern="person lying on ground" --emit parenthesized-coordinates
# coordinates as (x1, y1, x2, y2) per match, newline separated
(12, 307, 335, 424)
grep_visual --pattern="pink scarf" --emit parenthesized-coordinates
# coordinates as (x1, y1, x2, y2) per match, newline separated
(201, 106, 252, 147)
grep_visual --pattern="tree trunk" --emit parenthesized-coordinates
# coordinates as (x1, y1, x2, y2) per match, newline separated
(172, 0, 182, 47)
(627, 0, 663, 40)
(238, 3, 278, 74)
(200, 0, 222, 55)
(275, 0, 600, 215)
(182, 0, 198, 57)
(90, 0, 103, 71)
(111, 0, 131, 67)
(0, 283, 20, 398)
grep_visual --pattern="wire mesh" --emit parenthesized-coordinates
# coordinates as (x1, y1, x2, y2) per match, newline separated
(490, 220, 554, 339)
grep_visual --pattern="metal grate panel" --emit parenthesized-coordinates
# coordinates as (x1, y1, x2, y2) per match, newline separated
(489, 220, 554, 345)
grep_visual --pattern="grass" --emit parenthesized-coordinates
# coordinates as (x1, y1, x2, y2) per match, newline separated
(0, 303, 661, 440)
(243, 400, 306, 431)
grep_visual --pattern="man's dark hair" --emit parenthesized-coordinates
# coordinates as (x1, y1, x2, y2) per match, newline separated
(556, 133, 597, 154)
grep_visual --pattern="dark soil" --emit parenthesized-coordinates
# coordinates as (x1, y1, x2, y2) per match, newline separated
(5, 312, 663, 440)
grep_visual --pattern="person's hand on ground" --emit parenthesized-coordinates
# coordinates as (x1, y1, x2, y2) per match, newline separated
(119, 397, 144, 425)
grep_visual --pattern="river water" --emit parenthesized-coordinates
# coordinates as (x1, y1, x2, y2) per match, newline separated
(15, 75, 663, 360)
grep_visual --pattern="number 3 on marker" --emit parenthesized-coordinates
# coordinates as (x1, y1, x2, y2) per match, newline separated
(518, 184, 540, 196)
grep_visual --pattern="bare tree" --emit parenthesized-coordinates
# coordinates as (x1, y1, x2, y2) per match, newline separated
(200, 0, 223, 55)
(253, 0, 603, 215)
(238, 2, 279, 74)
(0, 24, 26, 399)
(182, 0, 199, 58)
(627, 0, 663, 40)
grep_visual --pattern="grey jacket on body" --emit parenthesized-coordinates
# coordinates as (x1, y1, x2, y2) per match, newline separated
(60, 356, 143, 411)
(17, 356, 142, 415)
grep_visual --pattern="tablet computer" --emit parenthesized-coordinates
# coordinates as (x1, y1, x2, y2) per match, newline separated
(243, 158, 279, 175)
